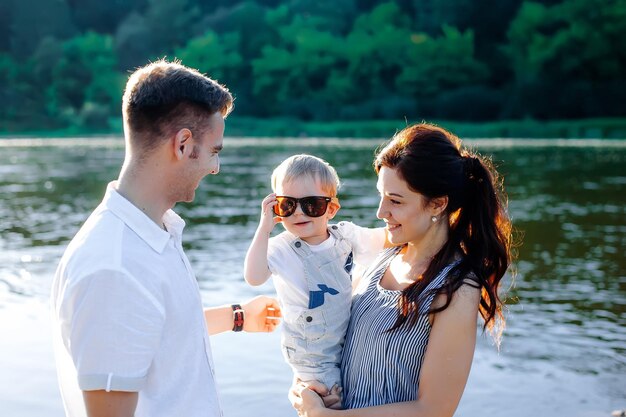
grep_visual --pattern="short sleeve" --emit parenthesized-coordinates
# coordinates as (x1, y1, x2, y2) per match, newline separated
(58, 269, 165, 392)
(336, 221, 386, 265)
(267, 232, 289, 274)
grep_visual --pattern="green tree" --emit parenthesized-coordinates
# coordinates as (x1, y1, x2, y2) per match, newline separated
(252, 11, 346, 117)
(508, 0, 626, 81)
(412, 0, 475, 35)
(47, 32, 123, 128)
(341, 1, 413, 100)
(114, 12, 155, 70)
(115, 0, 199, 71)
(0, 1, 12, 52)
(198, 2, 277, 59)
(397, 25, 489, 97)
(506, 0, 626, 117)
(0, 53, 21, 127)
(69, 0, 147, 33)
(175, 31, 243, 83)
(145, 0, 200, 51)
(287, 0, 358, 34)
(9, 0, 76, 59)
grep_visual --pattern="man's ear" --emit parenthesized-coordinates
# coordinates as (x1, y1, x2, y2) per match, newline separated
(429, 196, 448, 217)
(326, 199, 341, 220)
(173, 128, 192, 160)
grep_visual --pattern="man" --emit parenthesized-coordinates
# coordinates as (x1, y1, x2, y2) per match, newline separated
(51, 59, 281, 417)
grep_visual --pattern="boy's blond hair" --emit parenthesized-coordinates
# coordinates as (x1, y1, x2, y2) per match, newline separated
(271, 154, 340, 197)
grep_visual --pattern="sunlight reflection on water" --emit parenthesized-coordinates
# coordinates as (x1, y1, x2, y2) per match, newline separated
(0, 137, 624, 417)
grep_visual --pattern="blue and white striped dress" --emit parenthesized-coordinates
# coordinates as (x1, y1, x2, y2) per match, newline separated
(341, 246, 461, 409)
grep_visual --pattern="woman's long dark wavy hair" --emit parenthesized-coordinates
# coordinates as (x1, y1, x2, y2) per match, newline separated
(375, 123, 514, 342)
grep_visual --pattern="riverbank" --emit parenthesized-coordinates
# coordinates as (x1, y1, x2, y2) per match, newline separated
(2, 117, 626, 139)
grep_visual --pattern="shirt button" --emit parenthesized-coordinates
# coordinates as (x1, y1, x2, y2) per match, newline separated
(332, 225, 338, 230)
(295, 241, 302, 248)
(306, 316, 313, 322)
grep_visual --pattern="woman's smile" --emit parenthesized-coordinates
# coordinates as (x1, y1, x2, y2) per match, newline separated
(386, 222, 400, 231)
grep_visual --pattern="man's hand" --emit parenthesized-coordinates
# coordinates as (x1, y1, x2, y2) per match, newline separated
(242, 295, 282, 332)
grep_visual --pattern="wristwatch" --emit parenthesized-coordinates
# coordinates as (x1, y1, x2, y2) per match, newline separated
(231, 304, 244, 332)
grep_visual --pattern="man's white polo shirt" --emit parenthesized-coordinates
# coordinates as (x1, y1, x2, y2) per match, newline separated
(51, 183, 223, 417)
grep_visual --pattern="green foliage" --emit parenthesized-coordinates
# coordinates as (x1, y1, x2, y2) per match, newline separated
(505, 0, 626, 118)
(45, 32, 123, 129)
(397, 25, 489, 97)
(8, 0, 77, 59)
(2, 0, 625, 133)
(175, 31, 243, 83)
(0, 53, 19, 124)
(252, 13, 347, 117)
(70, 0, 146, 33)
(114, 12, 154, 70)
(508, 0, 626, 80)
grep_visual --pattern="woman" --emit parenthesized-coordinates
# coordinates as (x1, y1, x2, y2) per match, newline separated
(290, 123, 514, 416)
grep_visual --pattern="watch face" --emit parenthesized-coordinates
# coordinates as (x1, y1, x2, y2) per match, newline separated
(232, 304, 244, 331)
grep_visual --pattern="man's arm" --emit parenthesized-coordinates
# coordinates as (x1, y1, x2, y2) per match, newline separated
(83, 390, 138, 417)
(204, 295, 282, 335)
(57, 271, 164, 417)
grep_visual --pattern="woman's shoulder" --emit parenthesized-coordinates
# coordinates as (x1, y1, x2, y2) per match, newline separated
(432, 268, 481, 311)
(352, 246, 402, 292)
(372, 245, 403, 269)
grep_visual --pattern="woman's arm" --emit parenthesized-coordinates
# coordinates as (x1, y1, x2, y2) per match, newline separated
(293, 283, 480, 417)
(415, 283, 480, 415)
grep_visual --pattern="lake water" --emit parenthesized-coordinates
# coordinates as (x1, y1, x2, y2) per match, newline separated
(0, 137, 624, 417)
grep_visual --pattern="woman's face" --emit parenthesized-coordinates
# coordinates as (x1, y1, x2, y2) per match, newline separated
(376, 166, 436, 246)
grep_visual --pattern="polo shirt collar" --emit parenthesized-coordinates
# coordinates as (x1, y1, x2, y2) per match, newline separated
(101, 182, 186, 253)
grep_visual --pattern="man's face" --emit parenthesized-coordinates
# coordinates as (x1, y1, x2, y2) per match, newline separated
(178, 112, 225, 202)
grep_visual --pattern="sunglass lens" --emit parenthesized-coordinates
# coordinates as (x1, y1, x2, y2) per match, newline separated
(274, 197, 296, 217)
(301, 197, 329, 217)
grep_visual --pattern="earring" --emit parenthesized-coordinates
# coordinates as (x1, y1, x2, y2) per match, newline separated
(431, 216, 437, 223)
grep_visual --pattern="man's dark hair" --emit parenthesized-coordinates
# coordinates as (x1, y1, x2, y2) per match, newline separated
(122, 59, 234, 152)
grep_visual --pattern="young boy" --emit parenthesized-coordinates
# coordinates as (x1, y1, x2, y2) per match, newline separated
(244, 154, 387, 397)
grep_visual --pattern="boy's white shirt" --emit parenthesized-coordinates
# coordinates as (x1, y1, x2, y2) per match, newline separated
(267, 221, 385, 322)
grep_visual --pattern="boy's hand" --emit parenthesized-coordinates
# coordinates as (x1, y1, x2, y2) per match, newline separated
(323, 385, 342, 410)
(289, 379, 343, 412)
(242, 295, 282, 332)
(306, 381, 342, 410)
(258, 193, 282, 234)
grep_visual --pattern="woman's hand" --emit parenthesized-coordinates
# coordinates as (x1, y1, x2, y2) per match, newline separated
(289, 382, 326, 417)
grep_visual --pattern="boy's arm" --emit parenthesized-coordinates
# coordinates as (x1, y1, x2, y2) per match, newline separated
(244, 227, 272, 286)
(244, 193, 280, 286)
(341, 223, 389, 291)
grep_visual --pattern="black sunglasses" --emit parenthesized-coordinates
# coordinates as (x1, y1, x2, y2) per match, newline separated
(273, 196, 332, 218)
